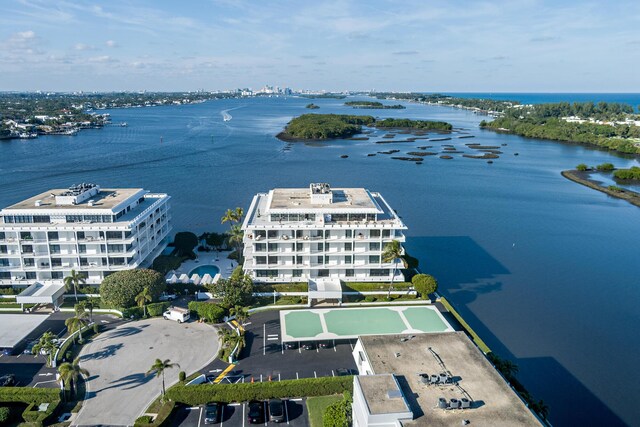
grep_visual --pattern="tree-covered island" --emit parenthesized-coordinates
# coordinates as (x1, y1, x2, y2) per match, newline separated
(276, 113, 452, 141)
(344, 101, 405, 109)
(305, 103, 320, 109)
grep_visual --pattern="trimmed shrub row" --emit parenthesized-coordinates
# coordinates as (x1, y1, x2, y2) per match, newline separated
(166, 376, 353, 405)
(342, 282, 412, 292)
(187, 301, 225, 323)
(0, 387, 60, 404)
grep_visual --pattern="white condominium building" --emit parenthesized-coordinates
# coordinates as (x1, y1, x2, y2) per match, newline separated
(242, 183, 407, 283)
(0, 183, 171, 287)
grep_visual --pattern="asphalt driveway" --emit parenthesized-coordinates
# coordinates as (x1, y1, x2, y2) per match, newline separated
(73, 318, 219, 427)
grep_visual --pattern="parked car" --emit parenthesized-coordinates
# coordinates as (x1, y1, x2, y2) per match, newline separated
(0, 374, 16, 387)
(336, 368, 356, 376)
(159, 292, 177, 302)
(269, 399, 285, 423)
(302, 342, 315, 351)
(285, 342, 298, 350)
(23, 340, 37, 354)
(318, 341, 332, 349)
(2, 348, 13, 356)
(247, 400, 265, 424)
(203, 402, 221, 424)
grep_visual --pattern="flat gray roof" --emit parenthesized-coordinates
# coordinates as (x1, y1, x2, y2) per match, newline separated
(268, 187, 380, 212)
(4, 188, 144, 211)
(0, 314, 49, 348)
(360, 332, 541, 427)
(356, 374, 410, 415)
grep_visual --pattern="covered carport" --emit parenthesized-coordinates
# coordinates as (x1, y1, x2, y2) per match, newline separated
(0, 314, 49, 354)
(308, 278, 343, 305)
(16, 283, 66, 310)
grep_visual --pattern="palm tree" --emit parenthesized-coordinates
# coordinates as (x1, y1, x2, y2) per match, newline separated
(64, 269, 86, 303)
(135, 287, 152, 318)
(32, 331, 57, 367)
(221, 207, 244, 225)
(532, 399, 549, 420)
(58, 357, 89, 396)
(65, 310, 89, 343)
(230, 305, 249, 325)
(226, 224, 244, 264)
(499, 359, 519, 380)
(146, 358, 179, 400)
(381, 240, 407, 298)
(83, 297, 100, 323)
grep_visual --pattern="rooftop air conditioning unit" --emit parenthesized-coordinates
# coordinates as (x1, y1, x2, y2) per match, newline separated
(34, 200, 42, 207)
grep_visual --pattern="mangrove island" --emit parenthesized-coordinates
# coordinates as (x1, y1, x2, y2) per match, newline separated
(345, 101, 406, 109)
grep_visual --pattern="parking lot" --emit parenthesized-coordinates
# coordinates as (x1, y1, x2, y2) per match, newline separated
(0, 311, 122, 387)
(173, 399, 309, 427)
(201, 311, 358, 384)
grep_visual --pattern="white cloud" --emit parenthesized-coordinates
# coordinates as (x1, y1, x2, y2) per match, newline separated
(74, 43, 95, 51)
(106, 40, 118, 48)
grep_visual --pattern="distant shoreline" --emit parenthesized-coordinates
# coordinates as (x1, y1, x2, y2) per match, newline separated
(561, 169, 640, 208)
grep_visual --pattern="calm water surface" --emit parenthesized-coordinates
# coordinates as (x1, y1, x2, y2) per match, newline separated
(1, 97, 639, 426)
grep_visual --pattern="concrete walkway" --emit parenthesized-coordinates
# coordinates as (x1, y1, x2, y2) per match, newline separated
(73, 318, 219, 427)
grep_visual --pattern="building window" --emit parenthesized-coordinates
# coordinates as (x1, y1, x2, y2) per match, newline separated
(255, 256, 266, 265)
(316, 256, 323, 264)
(21, 245, 33, 254)
(369, 242, 380, 251)
(268, 230, 278, 239)
(49, 245, 60, 254)
(318, 269, 329, 277)
(0, 260, 9, 267)
(317, 243, 324, 251)
(268, 243, 278, 252)
(23, 258, 35, 267)
(370, 229, 381, 238)
(345, 230, 353, 238)
(255, 243, 266, 252)
(268, 256, 278, 265)
(26, 272, 36, 280)
(324, 230, 331, 238)
(0, 272, 11, 279)
(77, 231, 85, 240)
(292, 269, 303, 277)
(47, 231, 59, 241)
(257, 270, 278, 278)
(324, 255, 330, 264)
(382, 229, 391, 238)
(51, 271, 63, 279)
(296, 242, 303, 251)
(395, 230, 403, 237)
(106, 231, 122, 239)
(296, 255, 303, 264)
(345, 269, 354, 277)
(370, 269, 390, 277)
(369, 255, 380, 264)
(344, 242, 352, 251)
(0, 245, 6, 254)
(345, 255, 352, 264)
(0, 232, 4, 240)
(20, 232, 33, 240)
(107, 244, 124, 253)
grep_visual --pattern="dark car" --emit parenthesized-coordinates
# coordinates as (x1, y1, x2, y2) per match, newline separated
(0, 374, 16, 387)
(285, 342, 298, 350)
(248, 400, 265, 424)
(318, 341, 331, 349)
(336, 368, 355, 376)
(302, 342, 315, 351)
(269, 398, 285, 423)
(203, 402, 221, 424)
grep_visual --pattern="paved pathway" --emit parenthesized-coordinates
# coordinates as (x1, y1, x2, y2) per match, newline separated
(73, 318, 219, 426)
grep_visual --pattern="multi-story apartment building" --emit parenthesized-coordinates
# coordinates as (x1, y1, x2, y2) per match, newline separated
(0, 183, 171, 287)
(242, 183, 407, 283)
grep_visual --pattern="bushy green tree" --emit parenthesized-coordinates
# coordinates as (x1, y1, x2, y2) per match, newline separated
(323, 392, 352, 427)
(576, 163, 588, 171)
(0, 407, 9, 423)
(596, 162, 614, 171)
(207, 267, 253, 308)
(187, 301, 226, 322)
(412, 274, 438, 299)
(100, 269, 166, 308)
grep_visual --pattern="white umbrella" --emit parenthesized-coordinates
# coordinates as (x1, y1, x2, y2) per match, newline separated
(191, 274, 201, 285)
(201, 273, 213, 284)
(179, 274, 190, 284)
(167, 273, 178, 284)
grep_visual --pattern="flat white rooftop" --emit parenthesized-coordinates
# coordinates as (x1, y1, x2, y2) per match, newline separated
(0, 314, 49, 348)
(4, 188, 144, 212)
(268, 187, 380, 212)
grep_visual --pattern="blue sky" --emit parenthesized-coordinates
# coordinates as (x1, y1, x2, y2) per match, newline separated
(1, 0, 639, 92)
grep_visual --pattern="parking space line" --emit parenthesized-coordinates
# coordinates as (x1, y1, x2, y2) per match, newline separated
(350, 340, 354, 350)
(242, 403, 245, 427)
(278, 373, 281, 381)
(333, 339, 337, 352)
(314, 371, 317, 378)
(263, 324, 266, 355)
(332, 370, 335, 377)
(197, 407, 203, 427)
(220, 405, 224, 427)
(296, 372, 299, 380)
(281, 344, 284, 354)
(260, 374, 263, 382)
(285, 399, 290, 425)
(264, 402, 268, 426)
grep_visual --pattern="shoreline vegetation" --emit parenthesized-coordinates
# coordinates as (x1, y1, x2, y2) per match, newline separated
(561, 169, 640, 208)
(276, 114, 452, 141)
(305, 103, 320, 109)
(374, 92, 640, 156)
(344, 101, 405, 109)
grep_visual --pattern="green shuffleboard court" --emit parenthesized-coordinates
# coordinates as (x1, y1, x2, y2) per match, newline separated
(280, 305, 453, 342)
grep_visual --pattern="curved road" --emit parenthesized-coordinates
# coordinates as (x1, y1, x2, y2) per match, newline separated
(74, 318, 219, 426)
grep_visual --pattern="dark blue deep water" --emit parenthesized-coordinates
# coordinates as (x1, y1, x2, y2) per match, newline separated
(1, 96, 639, 426)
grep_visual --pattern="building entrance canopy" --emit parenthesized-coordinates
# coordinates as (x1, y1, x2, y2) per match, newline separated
(16, 282, 66, 306)
(308, 278, 342, 301)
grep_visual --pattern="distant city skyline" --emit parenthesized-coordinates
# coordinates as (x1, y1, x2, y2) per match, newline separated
(1, 0, 639, 92)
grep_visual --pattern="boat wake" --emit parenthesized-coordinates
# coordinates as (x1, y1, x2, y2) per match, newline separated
(221, 110, 232, 122)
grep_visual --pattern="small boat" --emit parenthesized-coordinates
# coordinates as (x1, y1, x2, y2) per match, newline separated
(119, 122, 128, 127)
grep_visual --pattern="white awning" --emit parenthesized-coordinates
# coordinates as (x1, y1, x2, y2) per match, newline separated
(16, 282, 66, 305)
(308, 278, 342, 300)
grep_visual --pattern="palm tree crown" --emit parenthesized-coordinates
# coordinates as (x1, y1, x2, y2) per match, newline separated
(135, 287, 153, 317)
(382, 240, 407, 297)
(65, 310, 89, 343)
(58, 357, 89, 395)
(146, 358, 180, 399)
(64, 269, 86, 303)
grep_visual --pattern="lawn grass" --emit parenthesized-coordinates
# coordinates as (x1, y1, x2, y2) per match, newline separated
(306, 395, 343, 427)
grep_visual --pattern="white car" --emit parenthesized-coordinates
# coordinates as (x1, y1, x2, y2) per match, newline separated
(159, 293, 177, 302)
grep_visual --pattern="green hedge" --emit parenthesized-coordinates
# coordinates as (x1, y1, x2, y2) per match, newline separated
(0, 388, 60, 404)
(254, 283, 308, 292)
(147, 302, 171, 317)
(187, 301, 225, 323)
(134, 401, 176, 427)
(342, 282, 411, 292)
(0, 406, 9, 423)
(166, 376, 353, 405)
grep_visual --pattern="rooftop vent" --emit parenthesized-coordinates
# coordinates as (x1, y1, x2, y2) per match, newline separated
(310, 183, 333, 205)
(387, 389, 403, 399)
(87, 200, 95, 207)
(55, 183, 100, 206)
(34, 200, 42, 207)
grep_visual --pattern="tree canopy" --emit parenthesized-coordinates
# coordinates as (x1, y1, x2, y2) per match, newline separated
(100, 269, 166, 308)
(207, 266, 253, 308)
